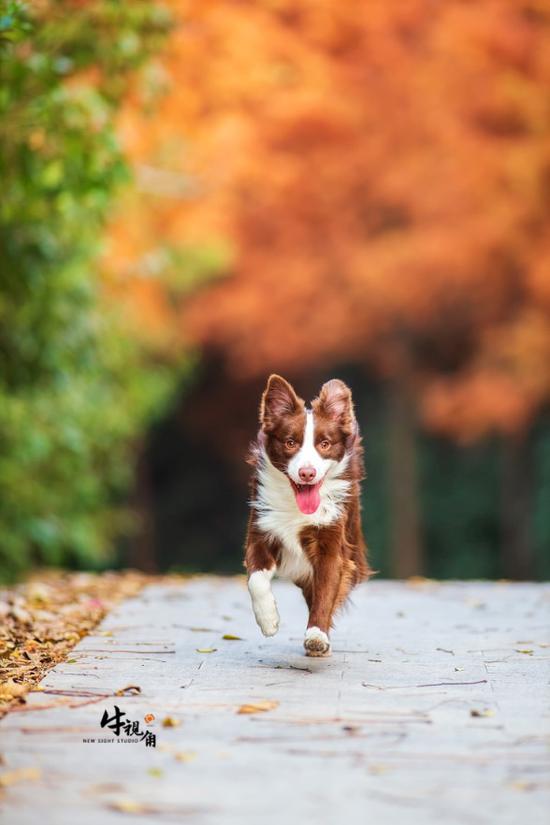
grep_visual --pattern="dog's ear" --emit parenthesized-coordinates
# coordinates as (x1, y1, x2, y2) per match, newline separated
(260, 374, 301, 431)
(316, 379, 355, 434)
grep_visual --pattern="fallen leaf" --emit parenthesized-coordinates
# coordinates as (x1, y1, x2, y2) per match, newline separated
(147, 767, 164, 778)
(10, 606, 32, 624)
(195, 648, 217, 654)
(222, 634, 243, 641)
(515, 649, 534, 655)
(115, 685, 142, 696)
(174, 751, 196, 762)
(237, 700, 279, 715)
(162, 716, 181, 728)
(454, 667, 465, 672)
(108, 799, 153, 815)
(0, 767, 41, 787)
(0, 679, 28, 700)
(144, 713, 155, 724)
(470, 708, 495, 718)
(0, 571, 151, 721)
(510, 780, 537, 792)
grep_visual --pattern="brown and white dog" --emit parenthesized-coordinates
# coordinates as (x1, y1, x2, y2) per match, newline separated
(244, 374, 370, 657)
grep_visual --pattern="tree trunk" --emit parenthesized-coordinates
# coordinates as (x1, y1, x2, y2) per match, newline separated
(387, 379, 423, 578)
(500, 432, 534, 580)
(128, 444, 158, 573)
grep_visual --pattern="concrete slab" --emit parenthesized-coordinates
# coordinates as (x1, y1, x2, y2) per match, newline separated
(0, 577, 548, 824)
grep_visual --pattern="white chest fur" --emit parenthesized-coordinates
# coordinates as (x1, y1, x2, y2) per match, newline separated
(251, 449, 350, 583)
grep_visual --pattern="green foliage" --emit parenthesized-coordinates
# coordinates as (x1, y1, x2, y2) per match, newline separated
(0, 0, 181, 581)
(420, 437, 500, 579)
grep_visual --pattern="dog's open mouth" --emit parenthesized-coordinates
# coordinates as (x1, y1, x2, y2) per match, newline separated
(290, 479, 323, 515)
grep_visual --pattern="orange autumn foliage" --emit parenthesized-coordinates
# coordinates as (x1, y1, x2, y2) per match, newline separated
(106, 0, 550, 441)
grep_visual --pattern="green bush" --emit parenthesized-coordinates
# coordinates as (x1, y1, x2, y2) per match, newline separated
(0, 0, 182, 580)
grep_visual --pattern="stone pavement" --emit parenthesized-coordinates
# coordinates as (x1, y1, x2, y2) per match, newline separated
(0, 577, 549, 824)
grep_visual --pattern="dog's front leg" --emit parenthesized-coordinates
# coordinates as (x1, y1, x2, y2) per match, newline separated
(304, 553, 343, 657)
(248, 567, 279, 637)
(245, 540, 280, 637)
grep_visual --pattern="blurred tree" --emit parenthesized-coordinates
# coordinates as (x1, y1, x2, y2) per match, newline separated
(0, 0, 192, 581)
(109, 0, 550, 577)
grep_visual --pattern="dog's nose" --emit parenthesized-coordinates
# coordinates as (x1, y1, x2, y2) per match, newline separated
(299, 465, 316, 483)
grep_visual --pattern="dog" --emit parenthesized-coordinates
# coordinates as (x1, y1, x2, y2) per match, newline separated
(244, 374, 370, 657)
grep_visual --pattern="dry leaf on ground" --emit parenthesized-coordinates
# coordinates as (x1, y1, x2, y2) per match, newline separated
(0, 767, 41, 787)
(174, 751, 196, 762)
(108, 799, 156, 815)
(237, 700, 279, 715)
(0, 570, 155, 718)
(115, 685, 142, 696)
(162, 716, 181, 728)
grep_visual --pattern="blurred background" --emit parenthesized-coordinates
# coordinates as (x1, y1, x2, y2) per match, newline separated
(1, 0, 549, 584)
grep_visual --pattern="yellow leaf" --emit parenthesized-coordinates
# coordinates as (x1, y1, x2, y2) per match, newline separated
(115, 685, 142, 696)
(0, 679, 28, 700)
(0, 767, 41, 787)
(470, 708, 495, 718)
(237, 700, 279, 715)
(515, 649, 534, 655)
(222, 634, 243, 641)
(195, 648, 217, 654)
(147, 768, 163, 778)
(162, 716, 181, 728)
(174, 751, 196, 762)
(109, 799, 150, 815)
(510, 780, 537, 792)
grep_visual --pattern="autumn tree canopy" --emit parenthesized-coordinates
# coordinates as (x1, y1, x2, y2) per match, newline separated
(108, 0, 550, 442)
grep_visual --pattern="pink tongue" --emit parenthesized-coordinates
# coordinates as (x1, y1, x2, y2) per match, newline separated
(295, 483, 321, 515)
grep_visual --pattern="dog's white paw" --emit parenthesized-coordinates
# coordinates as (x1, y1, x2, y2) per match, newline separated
(254, 597, 280, 637)
(304, 626, 331, 657)
(248, 570, 279, 637)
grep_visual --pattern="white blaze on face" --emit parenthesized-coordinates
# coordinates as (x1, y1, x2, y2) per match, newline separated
(287, 409, 332, 485)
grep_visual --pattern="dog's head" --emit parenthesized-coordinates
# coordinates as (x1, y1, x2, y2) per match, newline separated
(258, 374, 357, 515)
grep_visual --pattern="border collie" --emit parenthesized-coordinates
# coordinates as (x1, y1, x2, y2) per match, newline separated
(244, 374, 370, 657)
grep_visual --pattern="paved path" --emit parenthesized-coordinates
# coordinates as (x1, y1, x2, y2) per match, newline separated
(1, 577, 549, 824)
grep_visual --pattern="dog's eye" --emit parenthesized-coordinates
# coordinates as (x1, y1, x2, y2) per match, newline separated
(319, 440, 331, 450)
(285, 438, 297, 449)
